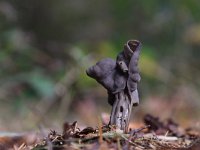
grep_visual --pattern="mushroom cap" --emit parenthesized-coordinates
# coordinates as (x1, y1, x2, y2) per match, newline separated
(123, 40, 141, 59)
(86, 58, 127, 94)
(86, 58, 116, 80)
(86, 40, 142, 106)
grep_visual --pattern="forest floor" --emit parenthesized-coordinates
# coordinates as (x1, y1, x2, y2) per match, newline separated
(0, 114, 199, 150)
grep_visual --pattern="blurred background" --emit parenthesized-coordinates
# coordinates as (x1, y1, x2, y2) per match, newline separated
(0, 0, 200, 131)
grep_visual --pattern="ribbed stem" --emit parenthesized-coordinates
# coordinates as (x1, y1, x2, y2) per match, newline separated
(109, 90, 133, 133)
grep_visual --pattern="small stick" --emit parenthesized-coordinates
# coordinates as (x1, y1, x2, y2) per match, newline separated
(129, 125, 150, 136)
(98, 118, 103, 144)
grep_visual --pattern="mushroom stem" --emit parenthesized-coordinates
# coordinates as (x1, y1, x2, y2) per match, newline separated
(109, 90, 133, 132)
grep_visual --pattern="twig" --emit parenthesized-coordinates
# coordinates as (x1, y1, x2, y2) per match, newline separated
(98, 117, 103, 144)
(143, 134, 178, 141)
(129, 125, 150, 136)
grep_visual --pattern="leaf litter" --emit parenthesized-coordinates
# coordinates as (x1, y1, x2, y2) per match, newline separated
(31, 114, 200, 150)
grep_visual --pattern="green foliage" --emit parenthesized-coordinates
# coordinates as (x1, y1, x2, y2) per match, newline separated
(26, 71, 55, 97)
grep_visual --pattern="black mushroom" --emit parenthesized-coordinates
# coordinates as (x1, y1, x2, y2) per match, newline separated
(86, 40, 142, 132)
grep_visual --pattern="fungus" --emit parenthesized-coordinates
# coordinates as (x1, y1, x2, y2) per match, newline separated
(86, 40, 142, 132)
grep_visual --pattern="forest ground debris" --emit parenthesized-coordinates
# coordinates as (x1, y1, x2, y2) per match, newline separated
(31, 114, 200, 150)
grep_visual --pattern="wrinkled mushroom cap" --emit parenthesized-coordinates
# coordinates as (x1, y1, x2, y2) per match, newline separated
(86, 58, 116, 80)
(123, 40, 141, 59)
